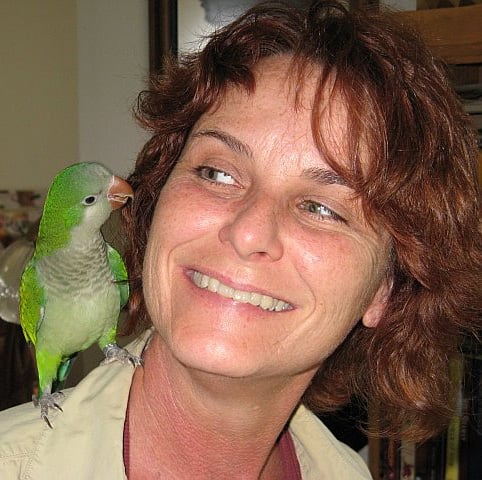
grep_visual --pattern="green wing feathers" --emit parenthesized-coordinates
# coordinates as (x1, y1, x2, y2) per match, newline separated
(19, 262, 45, 345)
(106, 244, 129, 309)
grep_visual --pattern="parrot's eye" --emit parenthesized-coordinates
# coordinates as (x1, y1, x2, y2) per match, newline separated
(82, 195, 98, 206)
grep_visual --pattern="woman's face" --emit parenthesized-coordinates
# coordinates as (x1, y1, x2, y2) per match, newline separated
(143, 56, 391, 380)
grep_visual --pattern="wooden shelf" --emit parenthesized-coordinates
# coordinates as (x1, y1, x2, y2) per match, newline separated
(398, 4, 482, 65)
(398, 5, 482, 182)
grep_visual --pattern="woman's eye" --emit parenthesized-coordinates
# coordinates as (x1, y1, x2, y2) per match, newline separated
(196, 166, 235, 185)
(299, 200, 343, 222)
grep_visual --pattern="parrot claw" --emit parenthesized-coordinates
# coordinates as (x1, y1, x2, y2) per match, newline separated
(101, 343, 143, 367)
(33, 392, 64, 428)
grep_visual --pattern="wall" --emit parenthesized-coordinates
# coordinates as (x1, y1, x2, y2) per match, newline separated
(1, 1, 416, 190)
(77, 0, 149, 179)
(0, 1, 78, 190)
(0, 0, 149, 190)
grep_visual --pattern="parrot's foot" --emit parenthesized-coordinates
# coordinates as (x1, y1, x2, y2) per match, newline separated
(101, 343, 143, 367)
(33, 392, 64, 429)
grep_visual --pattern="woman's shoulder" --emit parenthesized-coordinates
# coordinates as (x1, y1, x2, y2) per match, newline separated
(0, 357, 132, 477)
(0, 398, 52, 445)
(0, 399, 56, 477)
(289, 404, 372, 479)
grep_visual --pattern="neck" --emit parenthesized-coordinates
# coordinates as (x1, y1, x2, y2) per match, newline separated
(126, 332, 314, 479)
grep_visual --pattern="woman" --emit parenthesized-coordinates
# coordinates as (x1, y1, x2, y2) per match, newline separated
(1, 1, 480, 478)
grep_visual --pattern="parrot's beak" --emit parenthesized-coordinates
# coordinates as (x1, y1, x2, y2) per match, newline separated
(107, 176, 134, 210)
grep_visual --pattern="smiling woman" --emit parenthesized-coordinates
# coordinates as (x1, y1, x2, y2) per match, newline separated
(0, 1, 481, 479)
(141, 56, 390, 386)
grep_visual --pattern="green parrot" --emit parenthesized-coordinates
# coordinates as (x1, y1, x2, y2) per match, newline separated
(19, 162, 141, 427)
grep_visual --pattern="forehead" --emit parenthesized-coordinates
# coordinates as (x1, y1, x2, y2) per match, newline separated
(224, 56, 344, 115)
(197, 56, 350, 162)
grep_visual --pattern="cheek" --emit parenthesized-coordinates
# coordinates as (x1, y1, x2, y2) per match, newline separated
(142, 184, 225, 315)
(292, 228, 383, 311)
(142, 237, 164, 323)
(155, 182, 226, 241)
(291, 229, 354, 279)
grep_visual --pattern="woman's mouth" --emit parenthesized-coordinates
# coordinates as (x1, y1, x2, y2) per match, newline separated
(191, 271, 292, 312)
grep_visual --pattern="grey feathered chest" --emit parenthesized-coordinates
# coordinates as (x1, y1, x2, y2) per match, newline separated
(37, 234, 115, 298)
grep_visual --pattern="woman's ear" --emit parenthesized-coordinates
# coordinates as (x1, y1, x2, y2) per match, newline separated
(362, 280, 391, 328)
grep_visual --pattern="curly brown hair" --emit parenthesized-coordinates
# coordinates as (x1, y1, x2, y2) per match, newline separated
(122, 0, 482, 441)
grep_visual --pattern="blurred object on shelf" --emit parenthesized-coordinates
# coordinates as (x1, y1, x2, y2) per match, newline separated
(0, 189, 44, 247)
(456, 83, 482, 150)
(0, 236, 35, 325)
(417, 0, 482, 8)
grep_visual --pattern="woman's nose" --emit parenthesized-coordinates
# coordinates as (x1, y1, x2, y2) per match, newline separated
(218, 193, 284, 262)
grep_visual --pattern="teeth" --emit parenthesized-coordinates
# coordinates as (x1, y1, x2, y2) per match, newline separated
(250, 292, 261, 306)
(192, 271, 291, 312)
(207, 277, 220, 293)
(260, 295, 274, 310)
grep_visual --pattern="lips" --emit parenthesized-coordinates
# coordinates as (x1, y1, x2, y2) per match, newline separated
(191, 271, 292, 312)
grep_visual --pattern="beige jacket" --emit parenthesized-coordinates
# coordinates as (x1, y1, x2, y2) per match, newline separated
(0, 331, 372, 479)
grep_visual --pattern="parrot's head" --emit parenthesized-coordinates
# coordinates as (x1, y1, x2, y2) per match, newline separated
(37, 162, 133, 251)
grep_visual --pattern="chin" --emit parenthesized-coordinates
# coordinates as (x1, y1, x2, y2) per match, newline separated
(170, 333, 264, 378)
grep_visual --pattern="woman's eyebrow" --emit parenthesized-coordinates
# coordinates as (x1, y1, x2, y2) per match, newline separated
(191, 129, 253, 159)
(302, 167, 348, 186)
(191, 129, 347, 186)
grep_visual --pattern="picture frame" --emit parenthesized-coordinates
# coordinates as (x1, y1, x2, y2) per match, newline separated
(148, 0, 178, 73)
(148, 0, 314, 73)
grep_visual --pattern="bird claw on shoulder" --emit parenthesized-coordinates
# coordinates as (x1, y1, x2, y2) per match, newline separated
(101, 343, 143, 367)
(33, 392, 64, 429)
